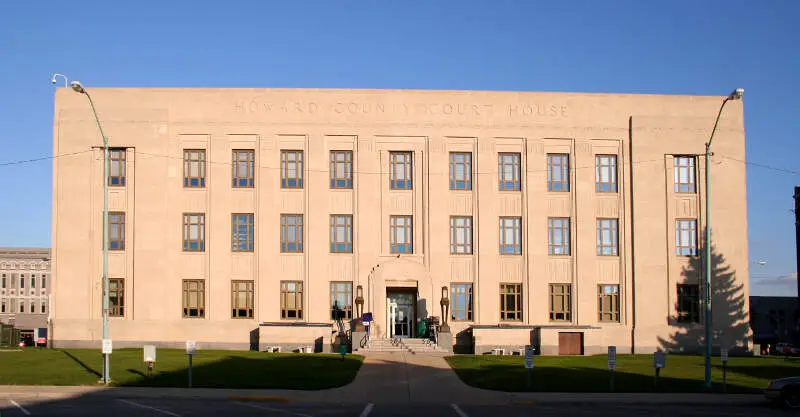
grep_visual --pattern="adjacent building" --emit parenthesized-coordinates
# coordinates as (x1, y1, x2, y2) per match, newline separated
(51, 87, 751, 355)
(0, 248, 51, 344)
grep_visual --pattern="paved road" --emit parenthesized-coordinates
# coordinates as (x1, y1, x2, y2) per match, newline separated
(0, 397, 794, 417)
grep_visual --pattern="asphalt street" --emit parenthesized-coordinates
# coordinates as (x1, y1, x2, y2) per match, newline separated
(0, 397, 795, 417)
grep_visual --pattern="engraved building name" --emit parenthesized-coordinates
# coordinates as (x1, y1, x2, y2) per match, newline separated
(234, 100, 568, 119)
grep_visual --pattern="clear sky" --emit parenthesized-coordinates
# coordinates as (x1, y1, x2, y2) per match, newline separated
(0, 0, 798, 296)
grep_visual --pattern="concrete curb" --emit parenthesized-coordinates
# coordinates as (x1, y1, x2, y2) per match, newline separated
(0, 385, 769, 406)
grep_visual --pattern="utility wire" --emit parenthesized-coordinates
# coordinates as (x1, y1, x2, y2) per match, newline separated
(0, 149, 93, 167)
(0, 147, 798, 178)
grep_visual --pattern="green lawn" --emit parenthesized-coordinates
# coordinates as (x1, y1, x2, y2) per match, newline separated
(446, 354, 800, 393)
(0, 348, 364, 390)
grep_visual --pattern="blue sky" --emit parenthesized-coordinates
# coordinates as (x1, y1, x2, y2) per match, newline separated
(0, 1, 798, 296)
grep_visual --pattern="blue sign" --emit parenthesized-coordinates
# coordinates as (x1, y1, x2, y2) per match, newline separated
(362, 312, 373, 322)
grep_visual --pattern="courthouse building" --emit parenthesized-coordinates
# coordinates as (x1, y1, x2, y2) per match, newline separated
(51, 87, 751, 355)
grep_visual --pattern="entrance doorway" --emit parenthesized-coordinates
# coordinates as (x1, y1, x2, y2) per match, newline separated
(387, 289, 416, 338)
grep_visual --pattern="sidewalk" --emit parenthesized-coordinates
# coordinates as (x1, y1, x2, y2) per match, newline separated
(0, 351, 768, 406)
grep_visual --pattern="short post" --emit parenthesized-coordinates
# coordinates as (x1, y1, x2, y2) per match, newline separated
(143, 345, 156, 378)
(653, 351, 666, 391)
(524, 345, 535, 390)
(721, 348, 729, 393)
(186, 340, 197, 388)
(608, 346, 617, 393)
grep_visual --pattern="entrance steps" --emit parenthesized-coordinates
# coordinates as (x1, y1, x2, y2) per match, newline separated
(357, 338, 450, 354)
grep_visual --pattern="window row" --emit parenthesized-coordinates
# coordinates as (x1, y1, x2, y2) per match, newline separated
(0, 273, 47, 290)
(108, 211, 700, 258)
(108, 149, 701, 196)
(105, 149, 631, 194)
(105, 278, 352, 320)
(102, 278, 621, 324)
(0, 298, 47, 314)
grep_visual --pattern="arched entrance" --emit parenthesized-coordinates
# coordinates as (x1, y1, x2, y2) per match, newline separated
(366, 257, 433, 339)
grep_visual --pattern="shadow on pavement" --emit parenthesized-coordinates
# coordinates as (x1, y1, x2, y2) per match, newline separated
(0, 351, 788, 416)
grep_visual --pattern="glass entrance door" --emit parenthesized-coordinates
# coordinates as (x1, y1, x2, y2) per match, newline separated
(387, 292, 415, 338)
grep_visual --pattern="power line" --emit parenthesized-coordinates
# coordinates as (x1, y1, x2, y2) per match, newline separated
(720, 155, 800, 176)
(0, 147, 797, 178)
(0, 149, 93, 167)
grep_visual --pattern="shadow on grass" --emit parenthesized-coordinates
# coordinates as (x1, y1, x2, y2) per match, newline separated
(62, 350, 101, 378)
(713, 363, 800, 381)
(120, 355, 363, 390)
(447, 357, 778, 393)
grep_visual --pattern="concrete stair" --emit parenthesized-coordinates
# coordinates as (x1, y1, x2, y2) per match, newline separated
(357, 338, 450, 354)
(357, 338, 408, 353)
(401, 338, 450, 354)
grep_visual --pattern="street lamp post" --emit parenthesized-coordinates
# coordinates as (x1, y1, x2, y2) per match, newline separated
(703, 87, 744, 390)
(70, 80, 111, 385)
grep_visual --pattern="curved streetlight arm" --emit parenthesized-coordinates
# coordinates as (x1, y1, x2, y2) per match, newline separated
(73, 83, 111, 385)
(703, 88, 743, 390)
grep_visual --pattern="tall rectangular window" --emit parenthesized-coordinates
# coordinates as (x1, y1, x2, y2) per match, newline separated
(232, 149, 255, 188)
(231, 214, 254, 252)
(499, 217, 522, 255)
(450, 216, 473, 254)
(547, 154, 570, 191)
(183, 149, 206, 188)
(677, 284, 700, 323)
(675, 219, 698, 256)
(183, 213, 206, 252)
(595, 154, 617, 192)
(598, 285, 620, 322)
(330, 281, 353, 320)
(109, 212, 125, 250)
(231, 280, 254, 319)
(330, 215, 353, 253)
(109, 148, 126, 186)
(548, 218, 571, 255)
(449, 152, 472, 190)
(1, 274, 5, 289)
(109, 278, 125, 317)
(182, 279, 205, 318)
(280, 214, 304, 253)
(41, 276, 46, 289)
(281, 150, 304, 189)
(674, 156, 696, 193)
(596, 218, 619, 256)
(549, 284, 572, 321)
(451, 283, 473, 321)
(41, 301, 46, 313)
(280, 281, 303, 319)
(1, 300, 5, 313)
(390, 215, 413, 253)
(498, 153, 521, 191)
(390, 151, 413, 189)
(330, 151, 353, 189)
(500, 283, 522, 321)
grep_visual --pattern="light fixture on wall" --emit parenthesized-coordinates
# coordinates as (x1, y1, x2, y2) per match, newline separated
(440, 286, 451, 332)
(355, 285, 364, 318)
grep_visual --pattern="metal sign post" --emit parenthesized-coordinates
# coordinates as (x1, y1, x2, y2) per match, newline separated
(653, 351, 666, 390)
(101, 339, 113, 385)
(186, 341, 197, 388)
(721, 348, 729, 393)
(608, 346, 617, 392)
(524, 345, 535, 389)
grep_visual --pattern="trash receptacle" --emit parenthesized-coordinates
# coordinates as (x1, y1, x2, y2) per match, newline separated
(417, 319, 428, 339)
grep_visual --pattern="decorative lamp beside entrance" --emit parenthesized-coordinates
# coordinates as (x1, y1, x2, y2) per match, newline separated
(355, 285, 364, 319)
(440, 285, 451, 333)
